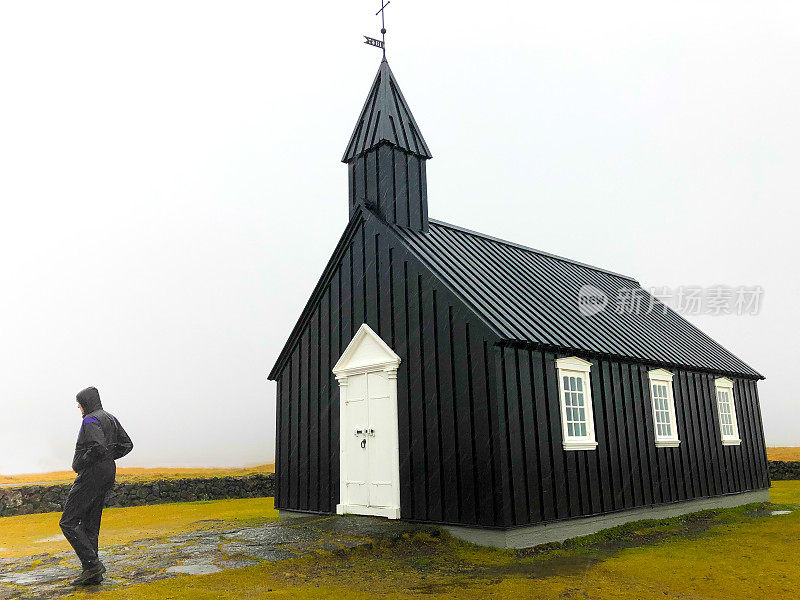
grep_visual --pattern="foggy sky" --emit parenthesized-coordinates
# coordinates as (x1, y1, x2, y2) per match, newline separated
(1, 1, 798, 475)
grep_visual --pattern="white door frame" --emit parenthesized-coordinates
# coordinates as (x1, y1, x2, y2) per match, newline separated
(333, 324, 401, 519)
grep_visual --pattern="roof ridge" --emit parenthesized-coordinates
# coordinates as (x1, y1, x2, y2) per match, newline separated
(427, 218, 640, 284)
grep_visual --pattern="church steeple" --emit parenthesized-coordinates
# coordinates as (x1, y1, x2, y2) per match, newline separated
(343, 59, 432, 231)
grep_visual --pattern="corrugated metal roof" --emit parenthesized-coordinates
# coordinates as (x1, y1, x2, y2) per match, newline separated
(342, 59, 432, 162)
(391, 218, 762, 379)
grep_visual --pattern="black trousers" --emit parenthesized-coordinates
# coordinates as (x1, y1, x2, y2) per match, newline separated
(60, 460, 116, 569)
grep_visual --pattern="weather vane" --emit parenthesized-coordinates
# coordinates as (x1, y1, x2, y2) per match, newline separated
(364, 0, 390, 58)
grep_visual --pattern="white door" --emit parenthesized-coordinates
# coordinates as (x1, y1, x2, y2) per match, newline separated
(342, 372, 370, 507)
(334, 324, 401, 519)
(343, 370, 396, 508)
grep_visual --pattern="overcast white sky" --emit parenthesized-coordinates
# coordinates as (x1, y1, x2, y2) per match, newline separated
(1, 1, 798, 475)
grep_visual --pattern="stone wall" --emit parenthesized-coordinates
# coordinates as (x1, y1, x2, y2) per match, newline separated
(769, 461, 800, 481)
(2, 462, 796, 518)
(0, 474, 274, 517)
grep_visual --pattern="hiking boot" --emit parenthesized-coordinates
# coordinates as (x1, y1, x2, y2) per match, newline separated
(69, 562, 106, 586)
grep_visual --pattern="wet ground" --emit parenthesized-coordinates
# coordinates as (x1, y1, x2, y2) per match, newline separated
(0, 515, 425, 599)
(1, 506, 791, 599)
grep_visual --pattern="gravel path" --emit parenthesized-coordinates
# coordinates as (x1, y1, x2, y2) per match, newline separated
(0, 515, 424, 599)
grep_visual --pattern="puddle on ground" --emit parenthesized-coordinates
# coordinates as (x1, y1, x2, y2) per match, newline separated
(166, 564, 223, 575)
(501, 553, 607, 578)
(407, 552, 608, 595)
(192, 519, 224, 524)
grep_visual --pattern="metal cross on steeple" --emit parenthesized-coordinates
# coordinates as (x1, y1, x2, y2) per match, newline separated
(364, 0, 390, 58)
(376, 0, 389, 56)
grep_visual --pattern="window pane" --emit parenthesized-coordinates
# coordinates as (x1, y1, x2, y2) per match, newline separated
(652, 379, 677, 441)
(561, 370, 592, 441)
(715, 385, 738, 440)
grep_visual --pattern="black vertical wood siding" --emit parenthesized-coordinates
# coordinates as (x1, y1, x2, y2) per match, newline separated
(348, 144, 428, 232)
(272, 211, 501, 524)
(272, 209, 768, 528)
(492, 347, 769, 527)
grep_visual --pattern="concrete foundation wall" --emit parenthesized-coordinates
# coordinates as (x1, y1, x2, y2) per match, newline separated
(444, 489, 770, 549)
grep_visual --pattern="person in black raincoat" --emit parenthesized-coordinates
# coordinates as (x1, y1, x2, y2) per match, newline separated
(60, 387, 133, 586)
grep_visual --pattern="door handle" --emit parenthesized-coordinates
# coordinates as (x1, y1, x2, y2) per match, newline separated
(361, 438, 367, 449)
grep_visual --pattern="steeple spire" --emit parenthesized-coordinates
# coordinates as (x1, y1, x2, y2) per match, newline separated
(342, 59, 431, 162)
(343, 60, 432, 231)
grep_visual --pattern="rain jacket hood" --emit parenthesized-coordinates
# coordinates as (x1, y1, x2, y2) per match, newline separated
(76, 387, 103, 414)
(70, 387, 132, 473)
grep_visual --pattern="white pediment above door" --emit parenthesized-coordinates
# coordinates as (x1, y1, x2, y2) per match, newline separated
(333, 324, 401, 377)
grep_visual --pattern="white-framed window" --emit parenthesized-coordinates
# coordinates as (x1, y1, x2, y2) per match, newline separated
(714, 377, 741, 446)
(647, 369, 680, 448)
(556, 357, 597, 451)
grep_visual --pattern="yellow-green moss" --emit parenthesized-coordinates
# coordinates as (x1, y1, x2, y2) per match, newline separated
(770, 480, 800, 504)
(66, 493, 800, 600)
(8, 481, 798, 599)
(0, 497, 277, 558)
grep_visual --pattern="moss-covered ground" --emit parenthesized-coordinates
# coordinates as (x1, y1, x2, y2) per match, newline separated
(0, 497, 277, 558)
(48, 482, 799, 599)
(0, 464, 274, 486)
(768, 479, 800, 504)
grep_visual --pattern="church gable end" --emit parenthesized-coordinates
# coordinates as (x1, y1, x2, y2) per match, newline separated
(270, 209, 506, 525)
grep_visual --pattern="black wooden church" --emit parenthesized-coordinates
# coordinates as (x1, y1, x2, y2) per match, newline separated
(268, 59, 769, 545)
